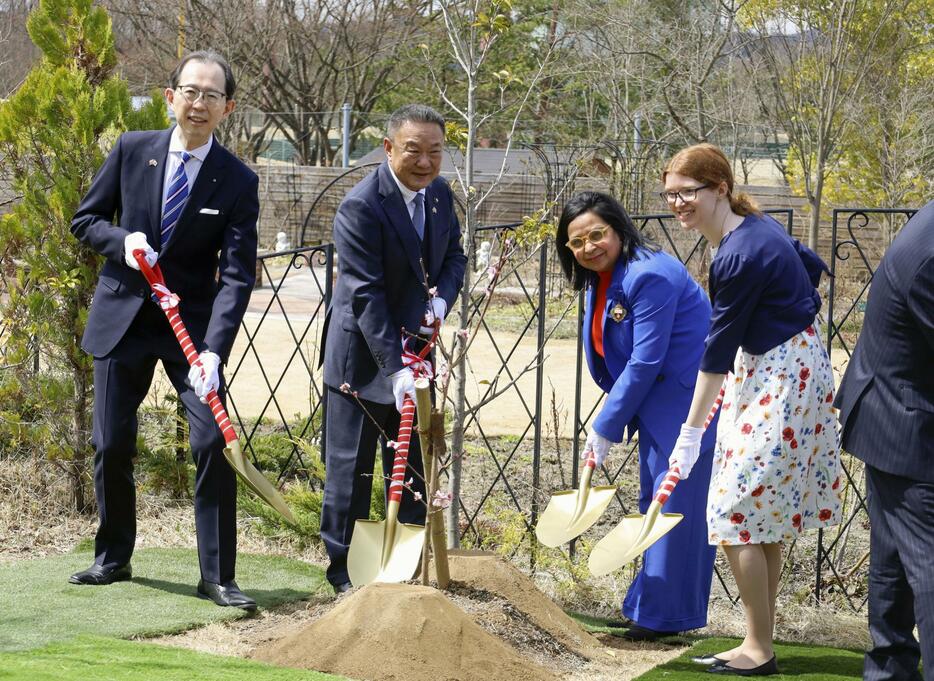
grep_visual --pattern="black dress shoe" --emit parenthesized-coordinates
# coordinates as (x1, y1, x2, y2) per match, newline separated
(197, 579, 257, 611)
(332, 581, 353, 594)
(69, 563, 132, 585)
(619, 624, 679, 641)
(707, 656, 778, 676)
(692, 654, 729, 665)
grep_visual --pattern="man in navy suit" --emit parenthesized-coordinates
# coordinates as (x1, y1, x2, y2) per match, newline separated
(836, 200, 934, 680)
(69, 51, 258, 610)
(320, 104, 467, 592)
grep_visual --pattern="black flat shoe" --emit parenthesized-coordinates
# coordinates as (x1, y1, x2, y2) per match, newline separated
(692, 654, 729, 665)
(197, 579, 257, 611)
(707, 656, 779, 676)
(620, 624, 679, 641)
(69, 563, 132, 585)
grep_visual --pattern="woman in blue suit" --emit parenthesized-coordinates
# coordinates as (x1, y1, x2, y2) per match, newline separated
(556, 191, 717, 640)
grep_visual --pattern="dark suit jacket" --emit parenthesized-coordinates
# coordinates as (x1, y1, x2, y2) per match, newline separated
(71, 128, 259, 362)
(323, 162, 467, 403)
(835, 200, 934, 481)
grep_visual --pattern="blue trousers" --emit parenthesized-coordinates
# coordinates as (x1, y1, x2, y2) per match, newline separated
(622, 430, 716, 631)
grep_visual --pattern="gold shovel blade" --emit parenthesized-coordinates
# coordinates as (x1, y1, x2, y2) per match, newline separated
(536, 485, 617, 548)
(588, 511, 684, 576)
(224, 441, 296, 524)
(347, 519, 426, 587)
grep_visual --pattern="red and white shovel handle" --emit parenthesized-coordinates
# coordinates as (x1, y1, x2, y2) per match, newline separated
(654, 383, 727, 505)
(132, 249, 237, 446)
(388, 396, 417, 504)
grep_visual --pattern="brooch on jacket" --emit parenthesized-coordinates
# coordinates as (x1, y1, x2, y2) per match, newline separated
(610, 302, 626, 322)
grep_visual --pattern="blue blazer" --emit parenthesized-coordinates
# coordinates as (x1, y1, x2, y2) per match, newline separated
(71, 128, 259, 362)
(583, 248, 716, 455)
(835, 200, 934, 481)
(322, 162, 467, 403)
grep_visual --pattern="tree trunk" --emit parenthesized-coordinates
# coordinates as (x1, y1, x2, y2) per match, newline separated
(447, 75, 477, 550)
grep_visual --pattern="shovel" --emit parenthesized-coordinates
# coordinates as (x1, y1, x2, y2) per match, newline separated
(588, 384, 725, 576)
(132, 250, 296, 524)
(536, 449, 617, 548)
(347, 328, 438, 587)
(347, 388, 426, 586)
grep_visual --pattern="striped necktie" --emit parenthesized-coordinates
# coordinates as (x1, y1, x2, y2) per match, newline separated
(412, 192, 425, 240)
(161, 151, 191, 249)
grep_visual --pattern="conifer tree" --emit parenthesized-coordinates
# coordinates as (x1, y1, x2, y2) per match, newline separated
(0, 0, 166, 511)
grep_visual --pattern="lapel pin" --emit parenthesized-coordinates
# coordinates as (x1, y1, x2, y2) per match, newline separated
(434, 197, 439, 203)
(148, 159, 158, 167)
(610, 302, 627, 322)
(432, 207, 437, 214)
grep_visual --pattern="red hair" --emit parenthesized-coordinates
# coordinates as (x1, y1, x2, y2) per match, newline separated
(662, 143, 760, 216)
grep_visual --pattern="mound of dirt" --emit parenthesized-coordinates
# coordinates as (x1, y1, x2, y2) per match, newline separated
(446, 549, 605, 660)
(251, 582, 558, 681)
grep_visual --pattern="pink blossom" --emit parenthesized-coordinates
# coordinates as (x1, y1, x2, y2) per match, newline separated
(428, 286, 438, 297)
(339, 382, 352, 393)
(431, 489, 453, 509)
(486, 265, 499, 281)
(413, 491, 423, 502)
(457, 328, 469, 340)
(387, 440, 400, 450)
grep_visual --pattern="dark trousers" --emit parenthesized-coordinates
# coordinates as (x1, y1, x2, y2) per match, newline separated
(864, 465, 934, 681)
(320, 385, 427, 587)
(91, 303, 236, 584)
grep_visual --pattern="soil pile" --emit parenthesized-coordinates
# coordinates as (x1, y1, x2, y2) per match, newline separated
(251, 581, 557, 681)
(446, 550, 605, 660)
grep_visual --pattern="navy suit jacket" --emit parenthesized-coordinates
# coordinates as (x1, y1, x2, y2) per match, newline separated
(835, 200, 934, 481)
(323, 162, 467, 403)
(583, 248, 717, 455)
(71, 128, 259, 362)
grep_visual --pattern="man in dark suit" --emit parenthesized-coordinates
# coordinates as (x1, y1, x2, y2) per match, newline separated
(69, 51, 258, 610)
(835, 200, 934, 680)
(320, 104, 467, 592)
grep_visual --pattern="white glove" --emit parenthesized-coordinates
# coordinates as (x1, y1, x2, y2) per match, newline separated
(188, 351, 221, 403)
(668, 424, 704, 479)
(389, 367, 416, 412)
(581, 429, 612, 467)
(419, 297, 447, 335)
(124, 232, 157, 270)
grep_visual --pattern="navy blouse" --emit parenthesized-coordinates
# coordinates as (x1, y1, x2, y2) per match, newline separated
(700, 213, 828, 373)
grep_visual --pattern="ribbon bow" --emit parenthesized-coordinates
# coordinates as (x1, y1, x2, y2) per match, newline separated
(150, 282, 180, 310)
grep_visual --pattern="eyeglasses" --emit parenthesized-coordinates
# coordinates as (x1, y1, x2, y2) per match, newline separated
(659, 184, 710, 204)
(176, 85, 227, 106)
(566, 226, 609, 250)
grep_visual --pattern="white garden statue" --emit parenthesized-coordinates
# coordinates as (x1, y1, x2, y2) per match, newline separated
(275, 231, 291, 252)
(474, 240, 492, 277)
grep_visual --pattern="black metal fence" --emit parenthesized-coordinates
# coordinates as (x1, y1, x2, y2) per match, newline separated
(224, 203, 916, 614)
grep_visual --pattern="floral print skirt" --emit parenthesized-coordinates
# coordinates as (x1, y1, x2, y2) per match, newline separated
(707, 325, 842, 545)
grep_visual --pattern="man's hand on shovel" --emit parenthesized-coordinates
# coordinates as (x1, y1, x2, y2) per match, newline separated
(188, 351, 221, 404)
(390, 367, 417, 412)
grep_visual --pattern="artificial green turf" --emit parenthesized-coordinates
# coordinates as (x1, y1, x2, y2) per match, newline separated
(0, 635, 349, 680)
(634, 637, 865, 680)
(1, 548, 330, 652)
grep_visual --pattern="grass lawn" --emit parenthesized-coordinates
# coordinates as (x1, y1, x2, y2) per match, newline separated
(1, 547, 330, 652)
(0, 635, 349, 681)
(570, 615, 865, 680)
(636, 637, 864, 680)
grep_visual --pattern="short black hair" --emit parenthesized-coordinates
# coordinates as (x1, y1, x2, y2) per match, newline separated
(386, 104, 445, 138)
(169, 50, 236, 99)
(555, 191, 656, 290)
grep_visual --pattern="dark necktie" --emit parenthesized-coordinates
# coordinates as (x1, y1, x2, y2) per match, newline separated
(161, 151, 191, 249)
(412, 192, 425, 240)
